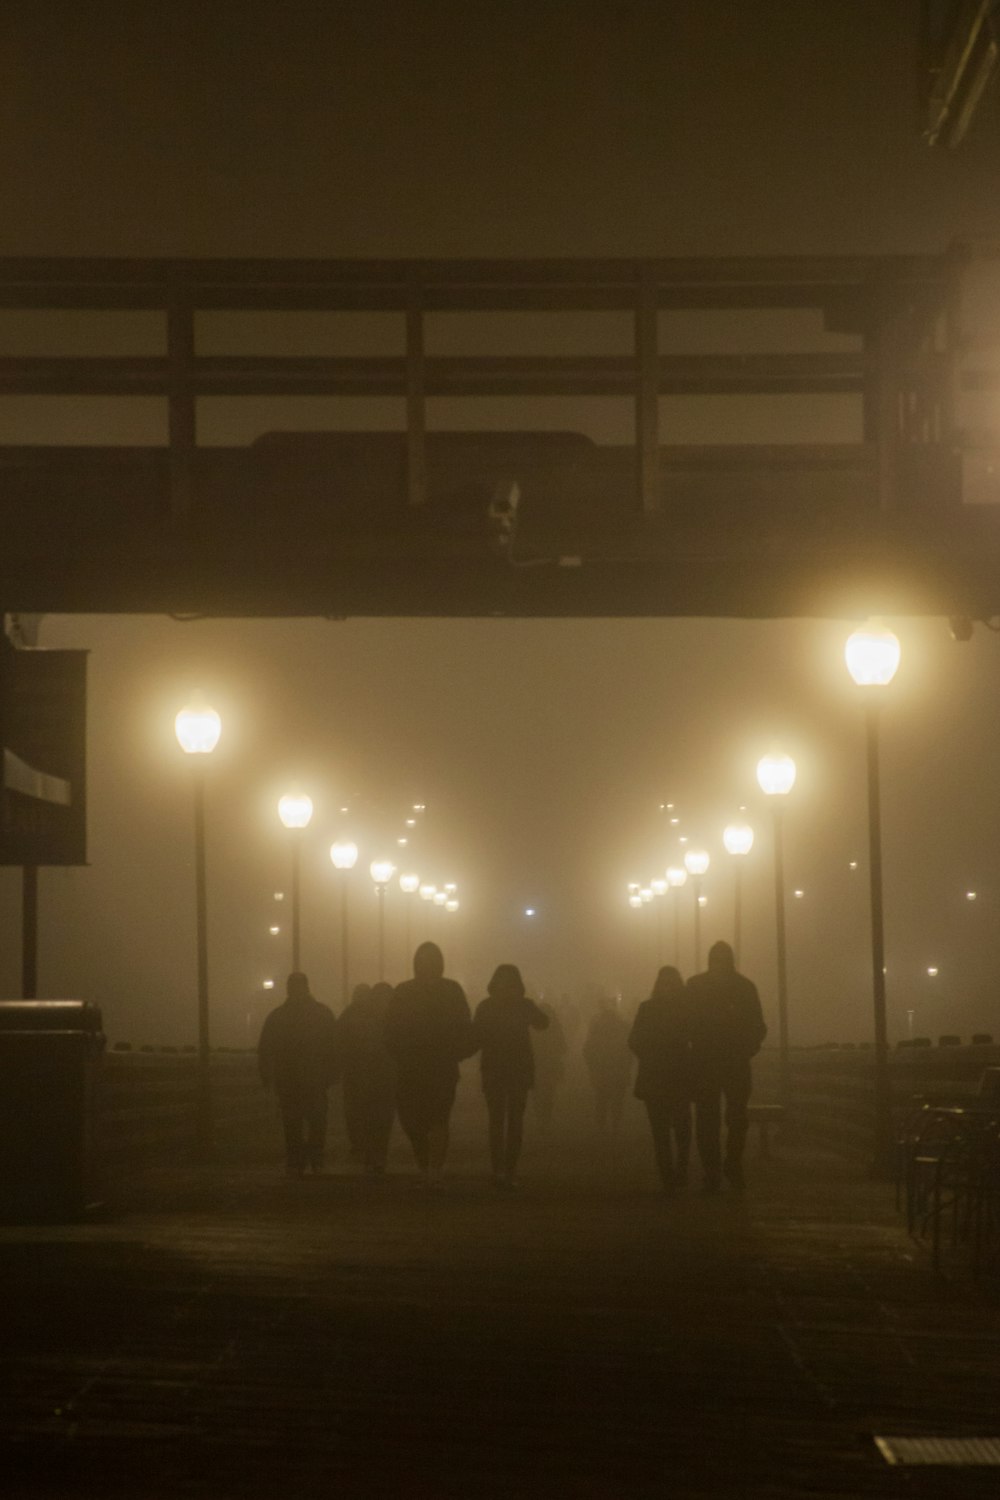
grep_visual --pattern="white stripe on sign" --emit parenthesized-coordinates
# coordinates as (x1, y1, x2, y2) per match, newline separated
(3, 747, 72, 806)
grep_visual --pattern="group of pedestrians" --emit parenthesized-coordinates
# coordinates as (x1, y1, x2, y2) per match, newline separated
(257, 942, 549, 1189)
(257, 937, 768, 1197)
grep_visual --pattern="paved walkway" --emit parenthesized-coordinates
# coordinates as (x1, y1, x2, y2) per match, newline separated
(3, 1092, 1000, 1498)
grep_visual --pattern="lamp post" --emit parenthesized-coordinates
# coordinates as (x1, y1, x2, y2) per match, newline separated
(665, 866, 687, 967)
(651, 877, 668, 965)
(278, 792, 313, 971)
(722, 822, 754, 967)
(330, 839, 358, 1007)
(418, 883, 436, 942)
(370, 859, 396, 980)
(175, 697, 221, 1160)
(756, 751, 796, 1110)
(399, 871, 420, 967)
(683, 849, 710, 970)
(845, 619, 901, 1177)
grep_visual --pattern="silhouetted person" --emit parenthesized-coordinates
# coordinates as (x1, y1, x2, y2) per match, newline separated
(470, 964, 549, 1187)
(258, 971, 340, 1176)
(629, 965, 692, 1194)
(686, 941, 767, 1192)
(338, 980, 397, 1175)
(582, 994, 632, 1136)
(384, 942, 472, 1186)
(531, 1000, 567, 1134)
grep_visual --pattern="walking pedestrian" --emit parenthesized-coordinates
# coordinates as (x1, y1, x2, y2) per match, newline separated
(257, 972, 340, 1176)
(338, 980, 397, 1175)
(628, 965, 692, 1194)
(470, 964, 549, 1187)
(686, 940, 767, 1193)
(384, 942, 472, 1186)
(582, 994, 632, 1137)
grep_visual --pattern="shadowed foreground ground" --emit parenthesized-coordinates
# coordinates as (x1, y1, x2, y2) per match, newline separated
(3, 1083, 1000, 1498)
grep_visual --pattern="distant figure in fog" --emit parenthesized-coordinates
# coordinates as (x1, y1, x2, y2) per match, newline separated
(629, 966, 692, 1194)
(531, 1001, 567, 1134)
(686, 941, 767, 1193)
(470, 964, 549, 1187)
(258, 972, 340, 1177)
(582, 994, 632, 1136)
(384, 942, 472, 1186)
(338, 981, 397, 1175)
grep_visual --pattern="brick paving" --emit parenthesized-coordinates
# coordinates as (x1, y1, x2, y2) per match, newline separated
(3, 1085, 1000, 1498)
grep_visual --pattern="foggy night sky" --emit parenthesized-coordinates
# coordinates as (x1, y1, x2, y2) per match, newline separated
(1, 2, 1000, 1046)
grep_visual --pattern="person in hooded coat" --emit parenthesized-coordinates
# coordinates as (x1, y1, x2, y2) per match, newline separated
(338, 980, 397, 1175)
(258, 971, 340, 1176)
(470, 964, 549, 1186)
(628, 965, 692, 1193)
(686, 940, 767, 1192)
(384, 942, 472, 1184)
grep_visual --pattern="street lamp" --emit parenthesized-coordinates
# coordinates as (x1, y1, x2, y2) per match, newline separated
(370, 858, 396, 981)
(175, 697, 221, 1159)
(722, 822, 754, 967)
(278, 791, 313, 971)
(399, 871, 420, 964)
(330, 839, 359, 1007)
(683, 848, 710, 970)
(845, 618, 901, 1176)
(756, 750, 796, 1109)
(665, 866, 687, 967)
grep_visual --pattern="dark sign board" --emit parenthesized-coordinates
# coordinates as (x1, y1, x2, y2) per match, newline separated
(0, 635, 87, 866)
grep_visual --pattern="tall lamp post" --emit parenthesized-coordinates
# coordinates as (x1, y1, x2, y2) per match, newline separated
(278, 792, 313, 971)
(722, 822, 754, 967)
(845, 620, 901, 1177)
(175, 698, 221, 1160)
(651, 877, 668, 964)
(665, 866, 687, 967)
(683, 849, 710, 970)
(370, 859, 396, 980)
(399, 871, 420, 966)
(756, 752, 796, 1110)
(330, 839, 358, 1007)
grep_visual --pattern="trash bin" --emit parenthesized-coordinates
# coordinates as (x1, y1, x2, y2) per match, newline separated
(0, 1000, 105, 1221)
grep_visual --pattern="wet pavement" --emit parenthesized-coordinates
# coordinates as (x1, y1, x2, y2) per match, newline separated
(3, 1088, 1000, 1498)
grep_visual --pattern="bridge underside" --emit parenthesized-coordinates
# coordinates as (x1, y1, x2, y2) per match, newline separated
(2, 253, 999, 619)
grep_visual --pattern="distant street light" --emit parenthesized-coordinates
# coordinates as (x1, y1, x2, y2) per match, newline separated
(175, 697, 221, 1159)
(756, 751, 796, 1110)
(845, 619, 901, 1177)
(665, 866, 687, 966)
(722, 822, 754, 967)
(683, 848, 710, 970)
(399, 871, 420, 963)
(369, 858, 396, 981)
(278, 791, 313, 971)
(330, 839, 359, 1007)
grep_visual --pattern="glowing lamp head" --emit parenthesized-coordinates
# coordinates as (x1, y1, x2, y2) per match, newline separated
(756, 753, 796, 798)
(329, 840, 358, 871)
(443, 882, 457, 895)
(433, 891, 447, 906)
(651, 878, 668, 896)
(369, 859, 395, 886)
(628, 893, 643, 909)
(445, 898, 459, 913)
(665, 866, 687, 889)
(262, 979, 275, 991)
(175, 700, 221, 755)
(845, 620, 901, 688)
(419, 884, 436, 901)
(684, 849, 710, 877)
(278, 792, 313, 829)
(723, 823, 754, 857)
(640, 887, 654, 903)
(399, 872, 420, 894)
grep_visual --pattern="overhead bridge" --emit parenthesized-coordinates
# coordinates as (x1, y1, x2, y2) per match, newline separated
(1, 250, 999, 619)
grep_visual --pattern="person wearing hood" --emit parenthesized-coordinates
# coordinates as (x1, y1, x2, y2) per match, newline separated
(628, 965, 692, 1194)
(258, 971, 340, 1177)
(686, 940, 767, 1193)
(470, 964, 549, 1188)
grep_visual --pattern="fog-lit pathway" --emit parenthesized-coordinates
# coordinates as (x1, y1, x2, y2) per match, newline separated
(4, 1089, 1000, 1498)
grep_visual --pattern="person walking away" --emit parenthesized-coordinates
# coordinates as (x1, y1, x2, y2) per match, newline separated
(582, 994, 632, 1137)
(628, 965, 692, 1194)
(686, 940, 767, 1193)
(384, 942, 472, 1186)
(531, 1000, 567, 1135)
(470, 964, 549, 1187)
(258, 972, 340, 1176)
(338, 981, 397, 1175)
